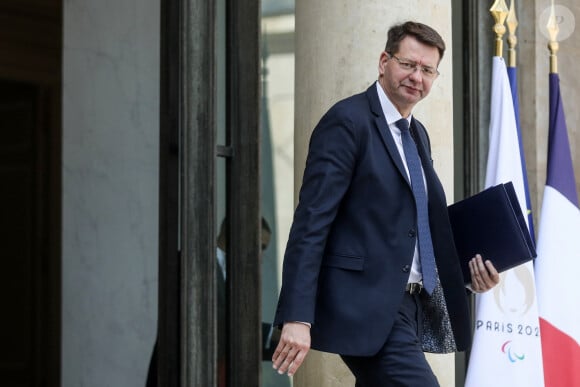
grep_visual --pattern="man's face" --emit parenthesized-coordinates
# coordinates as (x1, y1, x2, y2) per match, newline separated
(378, 36, 440, 117)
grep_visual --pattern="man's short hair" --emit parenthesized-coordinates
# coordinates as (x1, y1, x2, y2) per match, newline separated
(385, 21, 446, 61)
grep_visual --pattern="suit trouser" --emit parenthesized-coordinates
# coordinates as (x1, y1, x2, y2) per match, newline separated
(340, 292, 440, 387)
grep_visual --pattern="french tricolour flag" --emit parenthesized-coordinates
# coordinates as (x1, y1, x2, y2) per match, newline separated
(535, 73, 580, 387)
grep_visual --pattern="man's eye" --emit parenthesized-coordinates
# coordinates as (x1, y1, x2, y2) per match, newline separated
(400, 62, 414, 69)
(422, 67, 435, 75)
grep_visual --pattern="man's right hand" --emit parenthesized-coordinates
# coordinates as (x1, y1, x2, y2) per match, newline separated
(271, 322, 311, 376)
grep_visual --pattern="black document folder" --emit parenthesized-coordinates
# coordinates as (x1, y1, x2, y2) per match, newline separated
(447, 182, 536, 284)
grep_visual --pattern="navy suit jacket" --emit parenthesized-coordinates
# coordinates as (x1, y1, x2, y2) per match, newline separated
(273, 84, 471, 356)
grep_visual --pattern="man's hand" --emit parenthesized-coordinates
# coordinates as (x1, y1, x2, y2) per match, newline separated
(272, 322, 311, 376)
(469, 254, 500, 293)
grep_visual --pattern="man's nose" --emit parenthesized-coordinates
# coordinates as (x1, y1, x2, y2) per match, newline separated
(408, 67, 423, 81)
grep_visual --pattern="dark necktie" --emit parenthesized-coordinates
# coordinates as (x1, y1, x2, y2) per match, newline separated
(395, 118, 437, 294)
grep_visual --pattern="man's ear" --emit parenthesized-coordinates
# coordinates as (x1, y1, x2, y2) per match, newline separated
(378, 51, 389, 75)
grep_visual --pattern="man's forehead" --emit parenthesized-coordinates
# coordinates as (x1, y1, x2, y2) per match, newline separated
(396, 39, 440, 66)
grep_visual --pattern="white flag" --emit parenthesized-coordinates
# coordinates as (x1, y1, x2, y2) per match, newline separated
(464, 57, 544, 387)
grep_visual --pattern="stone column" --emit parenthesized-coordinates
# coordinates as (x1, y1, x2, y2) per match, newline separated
(293, 1, 456, 386)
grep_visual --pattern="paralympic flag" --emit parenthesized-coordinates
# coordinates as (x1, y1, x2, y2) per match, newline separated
(465, 57, 544, 387)
(535, 73, 580, 387)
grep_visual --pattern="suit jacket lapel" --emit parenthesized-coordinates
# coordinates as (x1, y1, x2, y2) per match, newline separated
(365, 85, 410, 186)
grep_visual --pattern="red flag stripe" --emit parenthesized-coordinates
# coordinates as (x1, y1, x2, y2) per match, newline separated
(540, 318, 580, 387)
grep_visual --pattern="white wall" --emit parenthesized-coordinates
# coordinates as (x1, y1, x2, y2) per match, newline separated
(62, 0, 159, 385)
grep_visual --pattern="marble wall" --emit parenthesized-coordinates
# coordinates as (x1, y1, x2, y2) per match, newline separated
(61, 0, 159, 385)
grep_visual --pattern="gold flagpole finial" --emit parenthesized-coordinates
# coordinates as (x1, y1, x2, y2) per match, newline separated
(490, 0, 509, 57)
(506, 0, 518, 67)
(547, 0, 560, 73)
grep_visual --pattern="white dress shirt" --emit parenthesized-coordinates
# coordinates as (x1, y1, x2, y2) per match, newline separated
(375, 82, 426, 285)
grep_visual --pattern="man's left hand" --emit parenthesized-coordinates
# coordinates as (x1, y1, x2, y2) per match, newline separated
(468, 254, 500, 293)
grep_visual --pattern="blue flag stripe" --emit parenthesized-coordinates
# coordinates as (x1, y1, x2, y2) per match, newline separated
(507, 66, 536, 243)
(548, 73, 579, 207)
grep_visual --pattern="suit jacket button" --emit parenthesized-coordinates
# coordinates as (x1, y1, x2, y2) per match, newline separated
(408, 229, 416, 237)
(402, 265, 411, 273)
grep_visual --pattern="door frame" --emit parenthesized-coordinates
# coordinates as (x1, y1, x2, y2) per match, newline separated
(158, 0, 261, 385)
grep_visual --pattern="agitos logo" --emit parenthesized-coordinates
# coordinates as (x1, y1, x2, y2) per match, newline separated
(501, 340, 525, 363)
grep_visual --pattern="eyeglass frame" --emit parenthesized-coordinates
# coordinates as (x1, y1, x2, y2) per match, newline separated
(387, 53, 440, 79)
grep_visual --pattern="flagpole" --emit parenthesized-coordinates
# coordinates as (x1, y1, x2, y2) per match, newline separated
(490, 0, 509, 57)
(547, 0, 559, 74)
(506, 0, 518, 67)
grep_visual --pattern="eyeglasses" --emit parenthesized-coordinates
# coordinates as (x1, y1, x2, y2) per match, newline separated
(389, 54, 439, 79)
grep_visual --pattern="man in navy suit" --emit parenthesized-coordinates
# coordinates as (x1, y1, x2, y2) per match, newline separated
(271, 21, 499, 386)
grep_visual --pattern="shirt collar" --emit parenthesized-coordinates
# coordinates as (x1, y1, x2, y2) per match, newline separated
(375, 81, 412, 129)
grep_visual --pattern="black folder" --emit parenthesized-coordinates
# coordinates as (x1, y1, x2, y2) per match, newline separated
(447, 182, 536, 284)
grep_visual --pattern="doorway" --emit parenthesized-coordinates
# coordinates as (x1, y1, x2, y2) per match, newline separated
(0, 3, 62, 385)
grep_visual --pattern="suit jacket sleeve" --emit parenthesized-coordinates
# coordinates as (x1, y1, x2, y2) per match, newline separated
(274, 103, 359, 325)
